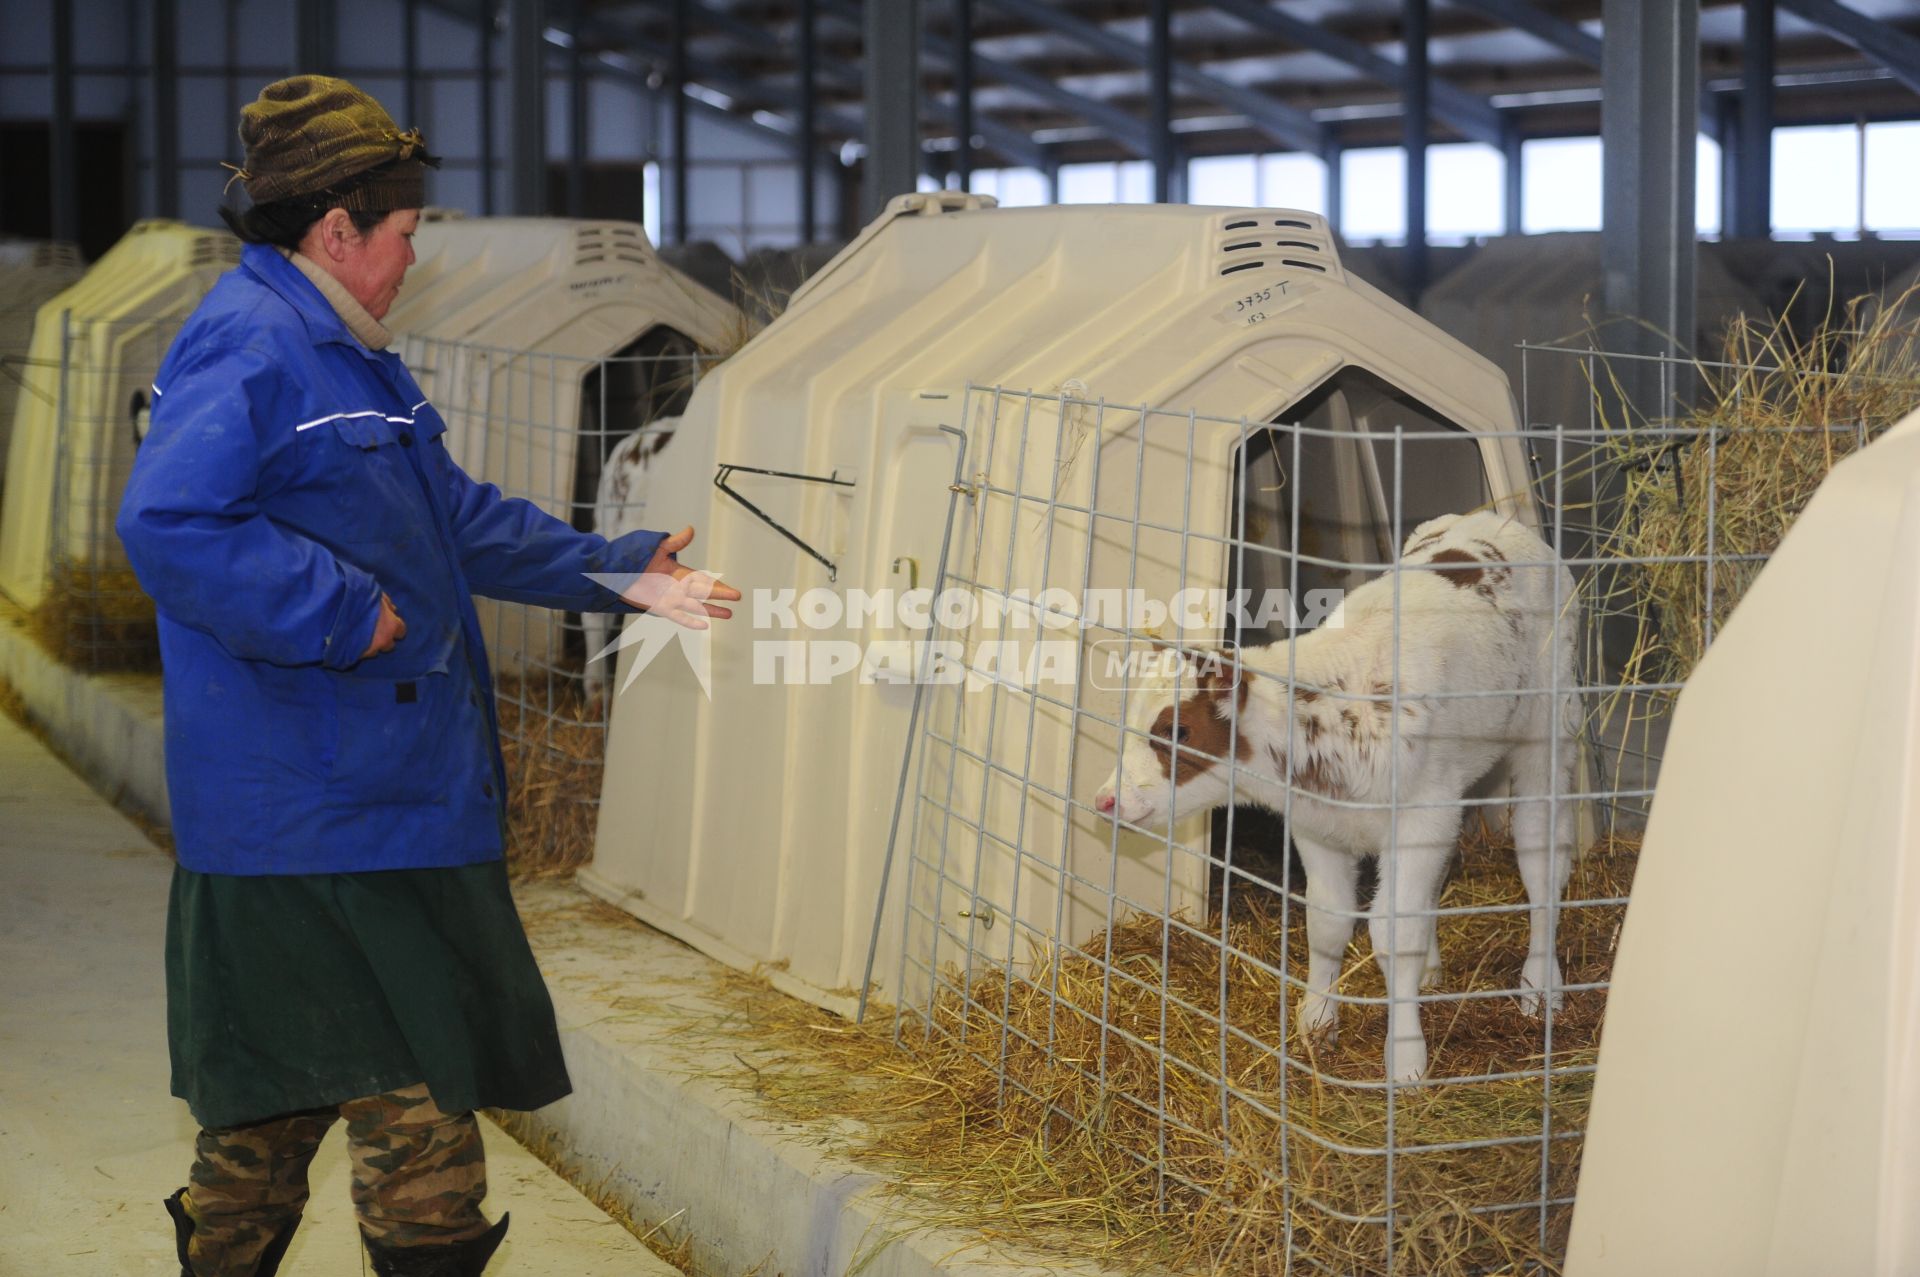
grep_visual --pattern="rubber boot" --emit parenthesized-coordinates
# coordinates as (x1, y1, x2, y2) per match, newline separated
(252, 1213, 301, 1276)
(163, 1188, 301, 1277)
(361, 1214, 510, 1276)
(164, 1189, 194, 1277)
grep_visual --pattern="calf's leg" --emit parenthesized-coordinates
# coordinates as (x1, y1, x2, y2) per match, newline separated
(1293, 835, 1359, 1044)
(1369, 810, 1460, 1084)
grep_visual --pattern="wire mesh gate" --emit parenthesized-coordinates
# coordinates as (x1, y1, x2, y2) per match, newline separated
(14, 322, 714, 875)
(26, 312, 181, 669)
(394, 334, 717, 873)
(872, 359, 1881, 1274)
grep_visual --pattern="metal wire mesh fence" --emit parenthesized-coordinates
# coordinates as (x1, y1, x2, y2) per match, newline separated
(17, 319, 711, 872)
(394, 334, 716, 873)
(0, 241, 86, 491)
(28, 312, 179, 670)
(872, 358, 1877, 1274)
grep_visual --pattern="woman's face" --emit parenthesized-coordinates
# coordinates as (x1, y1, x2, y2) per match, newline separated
(313, 208, 420, 320)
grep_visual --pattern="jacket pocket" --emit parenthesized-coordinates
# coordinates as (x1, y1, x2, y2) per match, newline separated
(327, 658, 458, 808)
(333, 413, 411, 449)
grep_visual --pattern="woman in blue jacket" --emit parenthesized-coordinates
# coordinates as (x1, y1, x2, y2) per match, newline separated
(117, 76, 738, 1277)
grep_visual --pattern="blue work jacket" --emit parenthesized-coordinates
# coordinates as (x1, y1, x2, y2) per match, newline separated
(118, 243, 664, 875)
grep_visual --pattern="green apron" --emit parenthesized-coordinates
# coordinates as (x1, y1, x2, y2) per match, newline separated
(166, 860, 571, 1130)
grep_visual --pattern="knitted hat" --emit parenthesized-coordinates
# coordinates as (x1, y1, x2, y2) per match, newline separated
(233, 75, 433, 210)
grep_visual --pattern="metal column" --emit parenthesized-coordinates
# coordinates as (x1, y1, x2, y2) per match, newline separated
(953, 0, 973, 192)
(670, 0, 689, 243)
(1403, 0, 1430, 303)
(295, 0, 336, 74)
(403, 0, 420, 126)
(1736, 0, 1773, 238)
(863, 0, 921, 221)
(479, 0, 496, 215)
(1601, 0, 1698, 404)
(1502, 123, 1524, 235)
(154, 0, 179, 218)
(508, 0, 547, 215)
(567, 0, 587, 215)
(51, 0, 77, 245)
(1150, 0, 1174, 202)
(800, 0, 818, 239)
(1323, 140, 1343, 232)
(1718, 94, 1740, 233)
(224, 0, 241, 171)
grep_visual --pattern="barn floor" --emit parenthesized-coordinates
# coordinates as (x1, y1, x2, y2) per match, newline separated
(0, 711, 680, 1277)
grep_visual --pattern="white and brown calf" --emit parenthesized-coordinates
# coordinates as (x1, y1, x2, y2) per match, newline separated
(1092, 510, 1581, 1083)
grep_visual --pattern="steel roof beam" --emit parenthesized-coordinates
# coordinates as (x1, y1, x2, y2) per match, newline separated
(417, 0, 814, 151)
(1778, 0, 1920, 96)
(1451, 0, 1720, 138)
(1449, 0, 1605, 65)
(816, 0, 1151, 155)
(1211, 0, 1504, 146)
(980, 0, 1327, 153)
(625, 0, 1052, 165)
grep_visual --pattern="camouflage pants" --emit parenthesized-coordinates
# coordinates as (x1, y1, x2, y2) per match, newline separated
(181, 1083, 490, 1275)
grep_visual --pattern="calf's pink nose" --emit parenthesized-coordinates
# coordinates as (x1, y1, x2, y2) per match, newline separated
(1095, 793, 1115, 814)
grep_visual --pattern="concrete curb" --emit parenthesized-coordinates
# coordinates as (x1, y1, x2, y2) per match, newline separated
(514, 880, 1115, 1277)
(0, 601, 169, 827)
(0, 616, 1123, 1277)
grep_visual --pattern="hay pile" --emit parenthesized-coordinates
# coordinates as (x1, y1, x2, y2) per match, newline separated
(28, 560, 159, 671)
(702, 826, 1638, 1276)
(1595, 285, 1920, 689)
(494, 674, 608, 878)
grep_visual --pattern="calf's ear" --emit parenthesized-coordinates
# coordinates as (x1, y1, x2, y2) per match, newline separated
(1198, 655, 1251, 707)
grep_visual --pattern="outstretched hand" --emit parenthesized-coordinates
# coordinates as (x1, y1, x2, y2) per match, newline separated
(620, 526, 741, 629)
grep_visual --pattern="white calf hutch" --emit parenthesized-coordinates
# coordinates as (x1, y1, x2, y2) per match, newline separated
(384, 217, 741, 677)
(0, 238, 86, 490)
(583, 192, 1538, 1012)
(578, 194, 1666, 1270)
(0, 221, 238, 614)
(1567, 407, 1920, 1277)
(1419, 232, 1766, 435)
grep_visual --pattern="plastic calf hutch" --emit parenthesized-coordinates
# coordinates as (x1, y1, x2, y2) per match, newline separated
(0, 222, 238, 610)
(0, 239, 86, 489)
(1420, 232, 1765, 435)
(383, 217, 741, 674)
(579, 193, 1543, 1013)
(1566, 406, 1920, 1277)
(582, 194, 1542, 1008)
(581, 193, 1540, 1014)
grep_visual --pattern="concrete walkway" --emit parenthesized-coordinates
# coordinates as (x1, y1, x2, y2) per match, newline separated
(0, 713, 679, 1277)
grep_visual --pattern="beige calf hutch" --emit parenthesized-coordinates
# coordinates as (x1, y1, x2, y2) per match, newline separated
(582, 193, 1542, 1017)
(0, 221, 238, 612)
(384, 217, 740, 676)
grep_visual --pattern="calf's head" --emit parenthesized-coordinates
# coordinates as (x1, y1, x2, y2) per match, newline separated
(1092, 653, 1253, 829)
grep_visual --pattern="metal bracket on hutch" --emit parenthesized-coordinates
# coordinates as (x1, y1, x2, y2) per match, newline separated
(713, 463, 858, 581)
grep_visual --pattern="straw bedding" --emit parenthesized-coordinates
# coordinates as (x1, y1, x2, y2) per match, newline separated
(29, 560, 160, 671)
(666, 825, 1640, 1276)
(551, 290, 1919, 1273)
(1594, 284, 1920, 690)
(494, 672, 607, 879)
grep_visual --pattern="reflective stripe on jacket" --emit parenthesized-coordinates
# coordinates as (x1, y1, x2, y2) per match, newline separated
(118, 242, 664, 874)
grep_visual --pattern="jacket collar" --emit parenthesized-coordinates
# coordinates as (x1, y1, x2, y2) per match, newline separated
(280, 248, 393, 350)
(240, 242, 393, 357)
